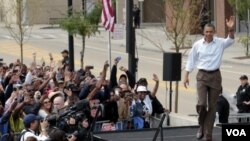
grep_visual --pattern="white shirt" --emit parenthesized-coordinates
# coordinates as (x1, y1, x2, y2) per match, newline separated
(20, 129, 48, 141)
(185, 36, 235, 72)
(132, 95, 153, 115)
(24, 71, 33, 84)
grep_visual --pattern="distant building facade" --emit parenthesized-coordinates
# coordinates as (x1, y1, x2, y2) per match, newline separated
(0, 0, 236, 37)
(165, 0, 234, 37)
(0, 0, 82, 25)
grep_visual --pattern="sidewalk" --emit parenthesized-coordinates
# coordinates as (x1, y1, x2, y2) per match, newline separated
(89, 24, 250, 66)
(1, 22, 249, 66)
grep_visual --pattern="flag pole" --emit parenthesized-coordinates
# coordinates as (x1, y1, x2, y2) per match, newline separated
(108, 31, 112, 71)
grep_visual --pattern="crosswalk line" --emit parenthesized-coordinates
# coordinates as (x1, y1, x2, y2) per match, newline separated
(43, 34, 56, 39)
(30, 34, 43, 39)
(0, 33, 63, 40)
(1, 35, 13, 39)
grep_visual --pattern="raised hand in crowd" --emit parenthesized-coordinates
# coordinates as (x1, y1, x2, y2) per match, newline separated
(9, 74, 20, 84)
(114, 56, 121, 66)
(15, 59, 21, 65)
(119, 66, 127, 72)
(9, 91, 18, 102)
(50, 71, 56, 79)
(64, 88, 73, 97)
(0, 83, 4, 93)
(24, 93, 32, 105)
(34, 91, 42, 103)
(152, 73, 159, 82)
(41, 57, 46, 67)
(86, 61, 109, 100)
(151, 73, 159, 98)
(64, 70, 73, 82)
(40, 119, 49, 136)
(67, 134, 77, 141)
(9, 98, 18, 111)
(49, 53, 56, 71)
(32, 52, 37, 63)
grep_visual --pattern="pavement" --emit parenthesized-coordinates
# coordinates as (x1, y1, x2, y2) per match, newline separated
(0, 23, 249, 114)
(1, 23, 249, 66)
(85, 23, 250, 66)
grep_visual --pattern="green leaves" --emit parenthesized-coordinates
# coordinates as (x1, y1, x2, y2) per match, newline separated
(228, 0, 250, 21)
(59, 3, 102, 37)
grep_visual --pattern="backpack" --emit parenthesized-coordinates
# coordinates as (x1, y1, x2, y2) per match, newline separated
(17, 129, 31, 141)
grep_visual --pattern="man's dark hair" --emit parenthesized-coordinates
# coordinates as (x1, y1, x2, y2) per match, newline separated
(204, 23, 215, 31)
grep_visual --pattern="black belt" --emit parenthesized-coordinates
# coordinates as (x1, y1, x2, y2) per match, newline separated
(199, 69, 219, 73)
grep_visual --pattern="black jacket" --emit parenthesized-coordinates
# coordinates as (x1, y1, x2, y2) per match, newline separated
(109, 65, 135, 90)
(236, 83, 250, 113)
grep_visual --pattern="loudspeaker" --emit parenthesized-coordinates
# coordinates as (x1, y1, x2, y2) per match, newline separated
(163, 53, 181, 81)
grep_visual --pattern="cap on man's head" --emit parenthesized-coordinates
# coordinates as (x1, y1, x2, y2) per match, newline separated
(23, 114, 43, 127)
(136, 85, 148, 93)
(240, 75, 248, 80)
(61, 50, 69, 54)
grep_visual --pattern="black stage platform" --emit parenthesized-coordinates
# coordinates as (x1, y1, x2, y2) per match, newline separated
(94, 126, 222, 141)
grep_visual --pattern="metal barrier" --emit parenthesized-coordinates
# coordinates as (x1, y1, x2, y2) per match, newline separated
(216, 112, 250, 124)
(94, 112, 169, 132)
(0, 114, 169, 138)
(228, 113, 250, 123)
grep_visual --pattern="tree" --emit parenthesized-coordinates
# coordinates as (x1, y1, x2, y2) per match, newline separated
(0, 0, 37, 63)
(137, 0, 204, 113)
(228, 0, 250, 56)
(60, 1, 101, 69)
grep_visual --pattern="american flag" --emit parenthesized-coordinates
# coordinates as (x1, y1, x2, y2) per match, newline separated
(101, 0, 115, 32)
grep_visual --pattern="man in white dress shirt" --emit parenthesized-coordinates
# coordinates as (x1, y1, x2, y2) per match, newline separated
(183, 16, 235, 141)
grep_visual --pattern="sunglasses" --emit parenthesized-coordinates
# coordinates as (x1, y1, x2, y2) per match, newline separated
(43, 101, 51, 104)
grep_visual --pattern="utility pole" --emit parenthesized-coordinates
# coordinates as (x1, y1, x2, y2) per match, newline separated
(68, 0, 74, 71)
(126, 0, 137, 79)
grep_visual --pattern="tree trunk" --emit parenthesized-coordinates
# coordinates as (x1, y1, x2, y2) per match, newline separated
(80, 36, 86, 69)
(20, 42, 23, 63)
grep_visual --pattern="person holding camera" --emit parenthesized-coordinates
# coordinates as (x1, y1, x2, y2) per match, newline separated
(19, 114, 49, 141)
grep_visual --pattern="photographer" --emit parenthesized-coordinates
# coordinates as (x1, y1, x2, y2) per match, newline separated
(46, 61, 109, 139)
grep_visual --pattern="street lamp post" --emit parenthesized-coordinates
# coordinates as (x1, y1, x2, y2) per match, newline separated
(126, 0, 137, 79)
(68, 0, 74, 71)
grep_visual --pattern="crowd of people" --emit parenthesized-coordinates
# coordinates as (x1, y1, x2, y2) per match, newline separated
(0, 50, 167, 141)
